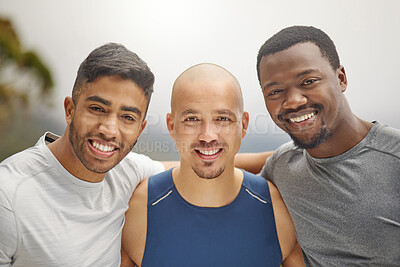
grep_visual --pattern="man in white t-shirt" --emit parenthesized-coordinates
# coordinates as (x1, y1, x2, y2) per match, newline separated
(0, 43, 171, 266)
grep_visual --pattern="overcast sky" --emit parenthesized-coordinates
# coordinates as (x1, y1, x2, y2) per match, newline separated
(1, 0, 400, 141)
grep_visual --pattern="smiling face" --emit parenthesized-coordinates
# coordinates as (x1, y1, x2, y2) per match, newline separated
(66, 75, 148, 174)
(258, 42, 347, 149)
(167, 67, 248, 179)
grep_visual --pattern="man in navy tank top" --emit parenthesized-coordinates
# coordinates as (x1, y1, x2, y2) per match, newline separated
(121, 63, 304, 267)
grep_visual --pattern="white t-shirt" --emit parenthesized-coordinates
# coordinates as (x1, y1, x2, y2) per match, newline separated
(0, 132, 164, 267)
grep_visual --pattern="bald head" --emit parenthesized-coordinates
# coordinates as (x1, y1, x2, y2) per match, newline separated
(171, 63, 243, 114)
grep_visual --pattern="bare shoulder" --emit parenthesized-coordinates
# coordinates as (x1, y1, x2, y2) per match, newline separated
(125, 178, 148, 226)
(130, 178, 149, 204)
(266, 180, 280, 200)
(267, 181, 287, 219)
(122, 178, 149, 266)
(267, 180, 299, 263)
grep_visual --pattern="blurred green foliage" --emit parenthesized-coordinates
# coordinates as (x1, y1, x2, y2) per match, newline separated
(0, 17, 54, 161)
(0, 17, 53, 121)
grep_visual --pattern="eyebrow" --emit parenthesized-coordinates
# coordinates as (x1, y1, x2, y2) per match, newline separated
(263, 69, 319, 91)
(295, 69, 318, 78)
(86, 95, 142, 117)
(215, 109, 237, 118)
(263, 81, 279, 91)
(121, 106, 142, 117)
(179, 109, 237, 118)
(180, 109, 198, 116)
(86, 95, 111, 106)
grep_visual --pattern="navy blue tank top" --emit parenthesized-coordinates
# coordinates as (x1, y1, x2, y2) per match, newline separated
(142, 169, 282, 266)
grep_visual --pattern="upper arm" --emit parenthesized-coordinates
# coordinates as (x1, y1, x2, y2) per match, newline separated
(282, 242, 304, 267)
(234, 151, 274, 174)
(267, 181, 298, 262)
(122, 179, 149, 266)
(0, 190, 17, 266)
(121, 247, 136, 267)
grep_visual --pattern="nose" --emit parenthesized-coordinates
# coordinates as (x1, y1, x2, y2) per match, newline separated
(282, 87, 307, 110)
(98, 114, 119, 138)
(198, 121, 218, 143)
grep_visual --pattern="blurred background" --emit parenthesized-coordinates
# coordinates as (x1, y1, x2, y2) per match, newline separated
(1, 0, 399, 161)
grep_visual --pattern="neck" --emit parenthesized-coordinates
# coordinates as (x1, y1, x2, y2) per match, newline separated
(172, 163, 243, 208)
(47, 132, 106, 183)
(307, 115, 373, 158)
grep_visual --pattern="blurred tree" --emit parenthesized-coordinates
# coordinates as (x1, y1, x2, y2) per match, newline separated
(0, 17, 53, 124)
(0, 17, 54, 161)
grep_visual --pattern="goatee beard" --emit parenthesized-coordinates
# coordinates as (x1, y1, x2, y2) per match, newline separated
(289, 126, 332, 149)
(193, 165, 225, 180)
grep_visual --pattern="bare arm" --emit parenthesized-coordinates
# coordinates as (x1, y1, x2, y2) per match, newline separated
(234, 151, 274, 174)
(121, 179, 149, 267)
(268, 181, 304, 266)
(282, 242, 304, 267)
(121, 247, 135, 267)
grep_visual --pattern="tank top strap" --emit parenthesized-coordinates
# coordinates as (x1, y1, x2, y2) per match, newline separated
(147, 168, 174, 205)
(241, 170, 272, 204)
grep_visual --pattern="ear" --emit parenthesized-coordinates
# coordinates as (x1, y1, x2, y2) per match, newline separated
(241, 112, 249, 139)
(64, 97, 75, 126)
(166, 113, 175, 140)
(138, 119, 147, 136)
(337, 65, 348, 93)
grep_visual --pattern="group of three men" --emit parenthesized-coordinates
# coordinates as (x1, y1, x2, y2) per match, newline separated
(1, 25, 399, 266)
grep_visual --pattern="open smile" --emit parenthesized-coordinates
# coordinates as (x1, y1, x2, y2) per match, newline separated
(288, 111, 316, 123)
(195, 148, 223, 160)
(88, 139, 119, 158)
(279, 106, 320, 130)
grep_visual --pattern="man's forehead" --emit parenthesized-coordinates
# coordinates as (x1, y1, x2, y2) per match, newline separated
(261, 42, 324, 66)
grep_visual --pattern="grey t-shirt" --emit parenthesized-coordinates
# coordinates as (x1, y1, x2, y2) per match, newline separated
(261, 122, 400, 266)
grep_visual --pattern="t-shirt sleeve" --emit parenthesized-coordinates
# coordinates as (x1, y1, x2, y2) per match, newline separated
(260, 142, 295, 184)
(124, 152, 165, 182)
(0, 190, 17, 266)
(259, 153, 276, 183)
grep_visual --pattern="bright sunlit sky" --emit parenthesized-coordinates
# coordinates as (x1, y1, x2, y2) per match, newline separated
(1, 0, 400, 142)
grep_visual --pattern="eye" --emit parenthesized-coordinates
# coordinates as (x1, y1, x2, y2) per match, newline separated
(266, 89, 283, 98)
(184, 117, 199, 122)
(217, 116, 231, 122)
(302, 78, 318, 86)
(89, 106, 105, 112)
(122, 115, 136, 122)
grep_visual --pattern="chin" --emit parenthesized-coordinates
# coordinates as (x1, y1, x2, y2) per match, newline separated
(290, 127, 331, 149)
(193, 167, 225, 180)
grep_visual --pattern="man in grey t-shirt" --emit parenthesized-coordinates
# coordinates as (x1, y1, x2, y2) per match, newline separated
(238, 26, 400, 266)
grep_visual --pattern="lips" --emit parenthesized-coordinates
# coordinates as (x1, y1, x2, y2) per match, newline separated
(289, 111, 316, 123)
(278, 104, 322, 131)
(285, 112, 317, 131)
(88, 139, 118, 158)
(195, 148, 223, 160)
(197, 148, 220, 156)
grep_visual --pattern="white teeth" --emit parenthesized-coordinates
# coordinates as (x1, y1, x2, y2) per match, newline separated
(198, 149, 220, 156)
(92, 141, 115, 152)
(290, 112, 315, 123)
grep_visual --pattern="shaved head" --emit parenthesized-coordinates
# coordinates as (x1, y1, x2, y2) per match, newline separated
(171, 63, 243, 114)
(167, 63, 249, 181)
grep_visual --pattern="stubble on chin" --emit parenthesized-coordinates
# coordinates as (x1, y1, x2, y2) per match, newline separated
(289, 126, 332, 149)
(192, 162, 225, 180)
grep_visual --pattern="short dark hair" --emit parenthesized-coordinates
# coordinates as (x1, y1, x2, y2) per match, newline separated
(256, 26, 340, 83)
(72, 43, 155, 111)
